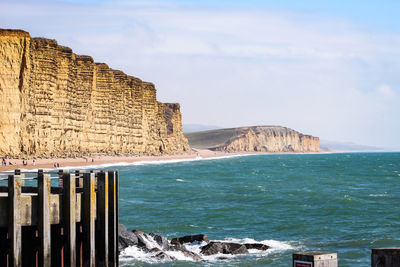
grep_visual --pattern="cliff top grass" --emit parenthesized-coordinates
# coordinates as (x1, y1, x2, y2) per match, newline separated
(0, 29, 30, 37)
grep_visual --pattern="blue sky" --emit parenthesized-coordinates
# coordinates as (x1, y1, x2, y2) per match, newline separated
(62, 0, 400, 32)
(1, 0, 399, 149)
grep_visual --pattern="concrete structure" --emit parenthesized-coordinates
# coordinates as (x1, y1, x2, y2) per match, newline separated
(293, 252, 338, 267)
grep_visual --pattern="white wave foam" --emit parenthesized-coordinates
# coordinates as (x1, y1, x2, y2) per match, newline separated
(120, 236, 295, 264)
(120, 246, 161, 264)
(176, 178, 185, 182)
(368, 194, 386, 197)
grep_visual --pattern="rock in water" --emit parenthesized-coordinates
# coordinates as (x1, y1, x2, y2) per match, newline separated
(153, 251, 177, 261)
(171, 234, 210, 244)
(149, 233, 170, 250)
(169, 243, 204, 261)
(200, 242, 249, 255)
(132, 229, 157, 251)
(118, 224, 139, 252)
(244, 243, 270, 251)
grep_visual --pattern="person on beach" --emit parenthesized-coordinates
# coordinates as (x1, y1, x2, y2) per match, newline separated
(32, 159, 36, 166)
(1, 158, 5, 166)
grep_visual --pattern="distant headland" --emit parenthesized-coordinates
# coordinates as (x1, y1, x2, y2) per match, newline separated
(185, 126, 320, 153)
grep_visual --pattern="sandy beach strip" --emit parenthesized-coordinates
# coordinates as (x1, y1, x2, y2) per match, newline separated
(0, 149, 333, 172)
(0, 149, 243, 172)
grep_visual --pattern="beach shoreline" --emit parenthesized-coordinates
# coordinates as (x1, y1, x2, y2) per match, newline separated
(0, 149, 243, 171)
(0, 149, 360, 172)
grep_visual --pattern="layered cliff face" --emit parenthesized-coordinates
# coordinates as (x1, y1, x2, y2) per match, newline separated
(0, 29, 190, 157)
(185, 126, 319, 153)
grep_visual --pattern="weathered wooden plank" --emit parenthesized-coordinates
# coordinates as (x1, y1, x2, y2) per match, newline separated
(96, 171, 109, 267)
(0, 227, 8, 267)
(63, 171, 77, 267)
(0, 193, 84, 227)
(9, 171, 22, 267)
(75, 170, 84, 188)
(22, 226, 38, 267)
(0, 186, 67, 194)
(82, 172, 96, 267)
(38, 170, 51, 266)
(108, 171, 117, 267)
(116, 171, 119, 267)
(51, 224, 63, 267)
(76, 223, 83, 267)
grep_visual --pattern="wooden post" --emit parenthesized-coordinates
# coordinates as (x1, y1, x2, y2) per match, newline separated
(8, 171, 22, 267)
(22, 226, 38, 267)
(372, 248, 400, 267)
(76, 223, 83, 267)
(293, 252, 337, 267)
(63, 171, 77, 267)
(108, 171, 118, 267)
(75, 170, 83, 188)
(115, 171, 119, 267)
(82, 172, 95, 267)
(51, 225, 63, 267)
(38, 170, 51, 266)
(96, 171, 109, 267)
(0, 227, 7, 267)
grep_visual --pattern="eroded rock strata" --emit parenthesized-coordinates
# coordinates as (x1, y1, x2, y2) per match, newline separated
(0, 29, 190, 157)
(185, 126, 319, 152)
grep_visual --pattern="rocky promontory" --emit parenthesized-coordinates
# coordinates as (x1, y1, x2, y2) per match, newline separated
(118, 225, 270, 262)
(0, 29, 190, 157)
(185, 126, 319, 153)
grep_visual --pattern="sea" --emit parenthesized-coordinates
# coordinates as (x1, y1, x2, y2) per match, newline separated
(110, 152, 399, 266)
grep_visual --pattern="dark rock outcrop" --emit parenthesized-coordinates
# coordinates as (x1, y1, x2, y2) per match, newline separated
(200, 241, 249, 256)
(244, 243, 270, 250)
(118, 224, 138, 251)
(149, 233, 170, 250)
(171, 234, 210, 245)
(118, 225, 270, 262)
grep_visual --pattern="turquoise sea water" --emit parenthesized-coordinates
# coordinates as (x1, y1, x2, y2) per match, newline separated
(116, 152, 400, 266)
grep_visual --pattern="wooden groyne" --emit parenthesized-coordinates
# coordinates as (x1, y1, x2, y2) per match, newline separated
(0, 169, 119, 267)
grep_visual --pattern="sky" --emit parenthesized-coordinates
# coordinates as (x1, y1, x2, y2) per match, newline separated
(1, 0, 399, 149)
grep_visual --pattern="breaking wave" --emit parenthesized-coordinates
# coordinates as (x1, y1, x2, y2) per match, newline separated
(119, 236, 296, 264)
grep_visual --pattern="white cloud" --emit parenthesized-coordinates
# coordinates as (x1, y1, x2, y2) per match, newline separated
(377, 84, 395, 99)
(1, 0, 400, 148)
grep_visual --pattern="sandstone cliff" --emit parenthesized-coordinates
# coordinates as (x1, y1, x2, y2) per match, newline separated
(185, 126, 319, 153)
(0, 29, 190, 157)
